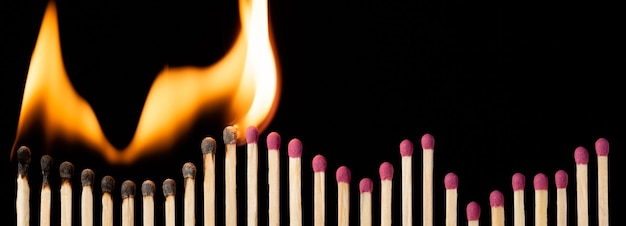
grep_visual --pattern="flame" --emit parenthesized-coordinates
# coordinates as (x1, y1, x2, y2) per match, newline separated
(10, 0, 280, 165)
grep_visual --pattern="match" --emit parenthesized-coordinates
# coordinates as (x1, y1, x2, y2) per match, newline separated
(574, 146, 589, 226)
(511, 172, 525, 226)
(81, 168, 95, 226)
(288, 138, 303, 226)
(444, 172, 458, 226)
(121, 180, 136, 226)
(379, 161, 394, 226)
(59, 161, 74, 226)
(142, 180, 156, 226)
(489, 190, 504, 226)
(555, 169, 568, 226)
(359, 177, 373, 226)
(534, 173, 548, 226)
(16, 146, 31, 226)
(336, 165, 351, 226)
(466, 201, 480, 226)
(223, 126, 238, 226)
(421, 133, 435, 226)
(246, 126, 259, 226)
(312, 154, 327, 226)
(183, 162, 197, 226)
(201, 136, 217, 226)
(266, 131, 281, 226)
(163, 178, 176, 226)
(40, 155, 53, 226)
(399, 139, 413, 226)
(101, 175, 115, 226)
(595, 137, 609, 226)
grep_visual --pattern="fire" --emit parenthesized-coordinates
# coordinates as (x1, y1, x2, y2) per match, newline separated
(10, 0, 280, 165)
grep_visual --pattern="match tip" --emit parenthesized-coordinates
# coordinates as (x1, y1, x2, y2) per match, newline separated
(489, 190, 504, 207)
(554, 170, 568, 188)
(121, 180, 136, 199)
(246, 126, 259, 143)
(595, 137, 609, 156)
(312, 154, 327, 172)
(81, 168, 95, 186)
(574, 146, 589, 164)
(267, 132, 281, 150)
(511, 172, 525, 191)
(336, 166, 351, 183)
(533, 173, 549, 190)
(142, 180, 156, 196)
(201, 137, 217, 154)
(17, 146, 31, 175)
(359, 178, 373, 193)
(466, 201, 481, 221)
(101, 175, 115, 193)
(400, 139, 414, 156)
(444, 172, 458, 189)
(421, 133, 435, 150)
(162, 178, 176, 196)
(59, 161, 74, 180)
(288, 138, 303, 158)
(379, 162, 394, 180)
(223, 126, 238, 144)
(182, 162, 196, 179)
(40, 155, 53, 175)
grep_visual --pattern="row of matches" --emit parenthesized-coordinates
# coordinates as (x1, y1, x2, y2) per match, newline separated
(15, 125, 611, 226)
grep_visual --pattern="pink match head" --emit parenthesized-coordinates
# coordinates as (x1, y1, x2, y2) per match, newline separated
(511, 173, 525, 191)
(421, 133, 435, 150)
(246, 126, 259, 143)
(312, 154, 327, 172)
(533, 173, 549, 190)
(444, 172, 458, 189)
(595, 138, 609, 156)
(359, 178, 373, 193)
(288, 138, 303, 158)
(554, 170, 568, 188)
(336, 166, 351, 183)
(379, 162, 394, 180)
(400, 139, 414, 156)
(489, 190, 504, 207)
(466, 201, 481, 221)
(574, 146, 589, 164)
(266, 132, 281, 150)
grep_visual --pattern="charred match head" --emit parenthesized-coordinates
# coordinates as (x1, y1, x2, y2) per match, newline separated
(246, 126, 259, 144)
(223, 126, 238, 145)
(59, 161, 74, 182)
(101, 175, 115, 193)
(40, 155, 53, 186)
(201, 137, 216, 155)
(17, 146, 31, 177)
(121, 180, 136, 199)
(163, 178, 176, 197)
(81, 168, 95, 187)
(142, 180, 156, 197)
(182, 162, 196, 179)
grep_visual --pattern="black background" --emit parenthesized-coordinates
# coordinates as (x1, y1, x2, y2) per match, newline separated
(1, 0, 624, 225)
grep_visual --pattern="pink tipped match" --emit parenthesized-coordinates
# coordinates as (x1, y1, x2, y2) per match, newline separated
(336, 166, 351, 183)
(554, 170, 568, 188)
(512, 173, 525, 191)
(533, 173, 548, 190)
(421, 133, 435, 149)
(595, 138, 609, 156)
(312, 154, 327, 172)
(444, 172, 458, 189)
(288, 138, 303, 158)
(379, 162, 394, 180)
(266, 132, 281, 150)
(489, 190, 504, 207)
(466, 201, 481, 221)
(246, 126, 258, 143)
(400, 139, 414, 156)
(359, 178, 373, 193)
(574, 146, 589, 164)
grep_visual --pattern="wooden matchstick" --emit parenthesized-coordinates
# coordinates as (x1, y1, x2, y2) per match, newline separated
(511, 172, 525, 226)
(101, 176, 115, 226)
(40, 155, 53, 226)
(16, 146, 31, 226)
(183, 162, 197, 226)
(81, 168, 95, 226)
(574, 146, 589, 226)
(595, 138, 609, 226)
(223, 126, 238, 226)
(266, 131, 281, 226)
(246, 126, 259, 226)
(312, 154, 327, 226)
(421, 133, 435, 226)
(466, 201, 480, 226)
(379, 161, 394, 226)
(121, 180, 136, 226)
(201, 136, 217, 226)
(399, 139, 413, 226)
(288, 138, 303, 226)
(359, 178, 373, 226)
(142, 180, 156, 226)
(554, 170, 568, 226)
(336, 166, 351, 226)
(59, 161, 74, 226)
(163, 179, 176, 226)
(489, 190, 505, 226)
(533, 173, 548, 226)
(444, 172, 458, 226)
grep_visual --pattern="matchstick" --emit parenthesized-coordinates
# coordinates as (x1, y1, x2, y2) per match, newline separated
(466, 201, 480, 226)
(266, 131, 281, 226)
(201, 136, 217, 226)
(246, 126, 259, 226)
(421, 133, 435, 226)
(163, 179, 176, 226)
(40, 155, 53, 226)
(142, 180, 156, 226)
(223, 126, 238, 226)
(336, 166, 351, 226)
(183, 162, 197, 226)
(574, 146, 589, 226)
(101, 176, 115, 226)
(59, 161, 74, 226)
(359, 178, 373, 226)
(312, 154, 327, 226)
(511, 172, 525, 226)
(595, 138, 609, 226)
(81, 168, 95, 226)
(489, 190, 505, 226)
(533, 173, 548, 226)
(555, 170, 568, 226)
(399, 139, 413, 226)
(288, 138, 303, 226)
(444, 172, 458, 226)
(379, 162, 394, 226)
(16, 146, 31, 226)
(121, 180, 136, 226)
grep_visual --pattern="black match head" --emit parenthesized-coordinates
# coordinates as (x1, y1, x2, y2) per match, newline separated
(223, 126, 238, 144)
(40, 155, 53, 185)
(81, 169, 95, 187)
(121, 180, 136, 199)
(201, 137, 217, 154)
(101, 175, 115, 193)
(162, 178, 176, 197)
(59, 161, 74, 182)
(182, 162, 196, 179)
(17, 146, 31, 176)
(142, 180, 156, 196)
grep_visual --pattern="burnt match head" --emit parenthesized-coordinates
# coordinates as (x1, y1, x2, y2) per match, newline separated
(59, 161, 74, 182)
(246, 126, 259, 144)
(201, 137, 216, 154)
(142, 180, 156, 196)
(40, 155, 53, 185)
(121, 180, 136, 199)
(101, 175, 115, 193)
(17, 146, 31, 176)
(182, 162, 196, 179)
(163, 178, 176, 197)
(81, 168, 95, 187)
(223, 126, 238, 145)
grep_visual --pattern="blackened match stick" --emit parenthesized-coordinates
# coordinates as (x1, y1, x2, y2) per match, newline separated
(101, 175, 115, 226)
(16, 146, 31, 226)
(312, 154, 327, 226)
(466, 201, 480, 226)
(246, 126, 259, 226)
(81, 168, 95, 226)
(511, 172, 525, 226)
(574, 146, 589, 226)
(266, 131, 281, 226)
(359, 178, 373, 226)
(336, 166, 351, 226)
(142, 180, 156, 226)
(201, 136, 217, 226)
(183, 162, 197, 226)
(121, 180, 136, 226)
(489, 190, 505, 226)
(379, 162, 394, 226)
(555, 170, 568, 226)
(288, 138, 303, 226)
(595, 138, 609, 226)
(399, 139, 413, 226)
(223, 126, 238, 226)
(40, 155, 53, 226)
(421, 133, 435, 226)
(59, 161, 74, 226)
(163, 179, 176, 226)
(533, 173, 548, 226)
(444, 172, 458, 226)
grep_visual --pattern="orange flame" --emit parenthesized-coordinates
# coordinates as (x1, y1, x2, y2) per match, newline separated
(10, 0, 280, 165)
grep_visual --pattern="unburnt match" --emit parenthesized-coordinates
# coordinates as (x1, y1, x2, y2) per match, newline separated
(399, 139, 413, 226)
(379, 161, 394, 226)
(81, 168, 95, 226)
(489, 190, 504, 226)
(16, 146, 31, 226)
(183, 162, 197, 226)
(336, 166, 351, 226)
(40, 155, 53, 226)
(121, 180, 136, 226)
(421, 133, 435, 226)
(555, 170, 568, 226)
(534, 173, 548, 226)
(101, 175, 115, 226)
(59, 161, 74, 226)
(201, 136, 217, 226)
(574, 146, 589, 226)
(444, 172, 458, 226)
(246, 126, 259, 226)
(288, 138, 303, 226)
(511, 172, 525, 226)
(142, 180, 156, 226)
(266, 131, 281, 226)
(359, 178, 373, 226)
(595, 138, 609, 226)
(312, 154, 327, 226)
(466, 201, 480, 226)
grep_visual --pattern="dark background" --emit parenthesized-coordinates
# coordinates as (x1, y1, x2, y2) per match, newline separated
(1, 0, 623, 225)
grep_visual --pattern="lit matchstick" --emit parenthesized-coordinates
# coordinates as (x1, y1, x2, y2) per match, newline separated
(312, 154, 327, 226)
(121, 180, 136, 226)
(101, 175, 115, 226)
(16, 146, 31, 226)
(489, 190, 505, 226)
(336, 166, 351, 226)
(595, 137, 609, 226)
(246, 126, 259, 226)
(574, 146, 589, 226)
(183, 162, 197, 226)
(554, 169, 568, 226)
(511, 172, 525, 226)
(223, 126, 238, 226)
(81, 168, 95, 226)
(421, 133, 435, 226)
(399, 139, 413, 226)
(444, 172, 458, 226)
(359, 178, 373, 226)
(466, 201, 481, 226)
(163, 178, 176, 226)
(40, 155, 53, 226)
(533, 173, 548, 226)
(266, 131, 281, 226)
(288, 138, 303, 226)
(201, 136, 217, 226)
(141, 180, 156, 226)
(380, 161, 394, 226)
(59, 161, 74, 226)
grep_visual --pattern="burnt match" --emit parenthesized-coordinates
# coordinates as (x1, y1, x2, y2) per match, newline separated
(101, 175, 115, 226)
(81, 168, 95, 226)
(121, 180, 136, 226)
(142, 180, 156, 226)
(40, 155, 53, 226)
(16, 146, 31, 226)
(59, 161, 74, 226)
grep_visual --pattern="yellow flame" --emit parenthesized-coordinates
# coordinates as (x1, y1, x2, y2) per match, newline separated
(11, 0, 280, 165)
